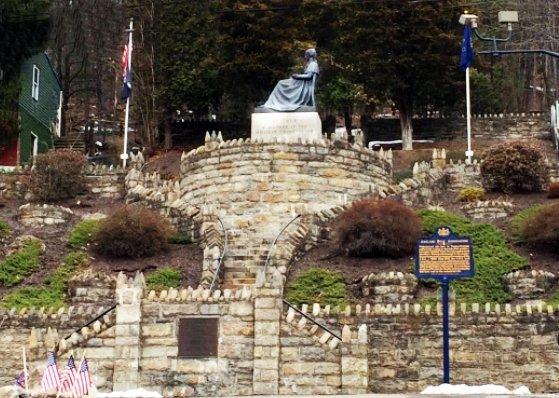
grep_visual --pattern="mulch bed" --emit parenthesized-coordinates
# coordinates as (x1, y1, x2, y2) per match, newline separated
(89, 244, 203, 287)
(287, 240, 413, 286)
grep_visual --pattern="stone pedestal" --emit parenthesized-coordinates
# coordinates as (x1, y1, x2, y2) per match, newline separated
(251, 111, 322, 142)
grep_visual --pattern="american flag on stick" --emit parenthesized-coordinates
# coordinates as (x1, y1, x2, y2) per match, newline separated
(40, 352, 61, 392)
(59, 355, 77, 394)
(73, 358, 92, 398)
(14, 371, 27, 389)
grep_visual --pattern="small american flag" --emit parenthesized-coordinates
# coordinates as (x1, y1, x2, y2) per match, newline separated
(59, 355, 77, 393)
(73, 358, 91, 398)
(40, 352, 61, 392)
(14, 371, 27, 389)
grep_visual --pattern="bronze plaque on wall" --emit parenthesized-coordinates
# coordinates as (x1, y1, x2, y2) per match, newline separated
(178, 317, 218, 358)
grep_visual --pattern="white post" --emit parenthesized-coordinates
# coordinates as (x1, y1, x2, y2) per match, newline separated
(122, 18, 134, 169)
(465, 66, 473, 163)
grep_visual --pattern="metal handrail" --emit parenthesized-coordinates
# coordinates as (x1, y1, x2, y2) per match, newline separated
(282, 299, 341, 341)
(263, 214, 301, 279)
(63, 304, 117, 340)
(209, 216, 227, 292)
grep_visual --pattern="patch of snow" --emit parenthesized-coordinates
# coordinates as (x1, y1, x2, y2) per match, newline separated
(421, 383, 532, 395)
(96, 388, 163, 398)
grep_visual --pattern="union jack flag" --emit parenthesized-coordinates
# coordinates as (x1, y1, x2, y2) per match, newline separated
(40, 352, 61, 392)
(14, 371, 27, 389)
(59, 355, 77, 393)
(73, 358, 91, 398)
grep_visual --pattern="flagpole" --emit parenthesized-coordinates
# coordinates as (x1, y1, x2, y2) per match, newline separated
(22, 347, 29, 396)
(465, 66, 473, 163)
(122, 18, 134, 169)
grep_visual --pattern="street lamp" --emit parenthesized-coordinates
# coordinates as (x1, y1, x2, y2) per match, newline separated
(463, 10, 559, 59)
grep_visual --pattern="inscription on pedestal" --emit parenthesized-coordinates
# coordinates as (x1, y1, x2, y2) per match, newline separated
(251, 112, 322, 142)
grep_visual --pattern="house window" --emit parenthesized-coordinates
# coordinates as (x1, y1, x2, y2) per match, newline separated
(177, 317, 218, 358)
(32, 65, 40, 101)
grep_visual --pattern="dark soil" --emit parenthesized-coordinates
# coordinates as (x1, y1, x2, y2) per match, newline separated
(89, 244, 203, 287)
(0, 195, 203, 299)
(287, 240, 413, 285)
(143, 150, 182, 179)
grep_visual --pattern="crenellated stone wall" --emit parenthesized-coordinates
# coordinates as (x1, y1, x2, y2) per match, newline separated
(127, 137, 394, 287)
(0, 164, 125, 201)
(364, 113, 550, 142)
(3, 274, 559, 395)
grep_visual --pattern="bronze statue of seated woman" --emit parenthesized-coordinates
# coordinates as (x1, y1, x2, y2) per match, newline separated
(256, 48, 319, 112)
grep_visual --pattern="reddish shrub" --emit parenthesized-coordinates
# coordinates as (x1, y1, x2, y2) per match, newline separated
(520, 203, 559, 253)
(93, 206, 171, 258)
(332, 199, 421, 258)
(548, 182, 559, 199)
(480, 142, 548, 193)
(30, 149, 86, 202)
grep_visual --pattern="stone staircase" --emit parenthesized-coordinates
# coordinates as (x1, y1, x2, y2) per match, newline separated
(54, 134, 86, 151)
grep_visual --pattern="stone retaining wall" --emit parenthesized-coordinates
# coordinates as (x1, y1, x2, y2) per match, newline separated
(17, 203, 74, 227)
(364, 113, 550, 142)
(127, 137, 394, 286)
(0, 165, 125, 201)
(3, 275, 559, 395)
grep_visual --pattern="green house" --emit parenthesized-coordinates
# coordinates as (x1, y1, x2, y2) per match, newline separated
(18, 53, 62, 164)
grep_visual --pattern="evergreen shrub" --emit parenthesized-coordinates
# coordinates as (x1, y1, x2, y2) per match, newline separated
(457, 186, 485, 202)
(519, 202, 559, 253)
(286, 268, 347, 308)
(93, 205, 171, 258)
(333, 199, 421, 258)
(480, 142, 548, 193)
(419, 210, 526, 303)
(3, 251, 88, 309)
(0, 219, 11, 240)
(29, 149, 86, 202)
(68, 219, 103, 248)
(0, 238, 43, 286)
(145, 268, 182, 291)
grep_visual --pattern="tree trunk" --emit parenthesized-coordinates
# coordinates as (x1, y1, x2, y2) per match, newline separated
(397, 96, 413, 150)
(343, 107, 352, 136)
(163, 108, 173, 149)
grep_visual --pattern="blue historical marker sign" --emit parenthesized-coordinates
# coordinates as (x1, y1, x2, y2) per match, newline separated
(415, 226, 475, 385)
(415, 226, 474, 280)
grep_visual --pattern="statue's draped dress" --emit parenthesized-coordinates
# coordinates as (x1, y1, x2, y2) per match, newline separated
(263, 60, 319, 111)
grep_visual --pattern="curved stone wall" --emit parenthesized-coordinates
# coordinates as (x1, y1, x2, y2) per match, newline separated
(179, 138, 393, 285)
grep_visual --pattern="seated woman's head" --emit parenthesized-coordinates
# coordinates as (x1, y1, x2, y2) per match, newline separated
(304, 48, 317, 60)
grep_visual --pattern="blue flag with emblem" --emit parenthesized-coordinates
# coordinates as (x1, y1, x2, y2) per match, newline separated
(459, 25, 474, 71)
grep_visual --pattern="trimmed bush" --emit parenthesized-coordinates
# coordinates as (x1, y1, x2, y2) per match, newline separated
(548, 182, 559, 199)
(457, 186, 485, 202)
(519, 202, 559, 253)
(29, 149, 86, 202)
(419, 210, 526, 303)
(333, 199, 421, 258)
(509, 205, 543, 243)
(0, 238, 43, 286)
(480, 142, 548, 193)
(145, 268, 182, 291)
(286, 268, 347, 308)
(3, 251, 88, 310)
(68, 219, 103, 248)
(93, 205, 171, 258)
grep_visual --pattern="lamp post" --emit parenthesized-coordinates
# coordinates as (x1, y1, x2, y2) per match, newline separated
(467, 10, 559, 59)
